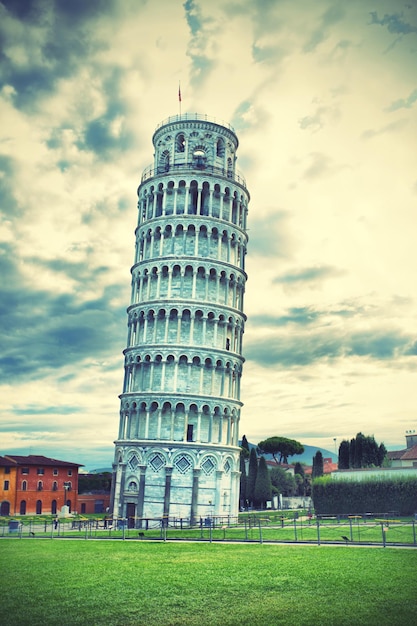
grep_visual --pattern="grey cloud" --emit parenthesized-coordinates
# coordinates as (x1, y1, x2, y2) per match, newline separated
(244, 327, 415, 369)
(10, 406, 82, 417)
(0, 155, 22, 217)
(0, 0, 118, 109)
(249, 307, 321, 328)
(0, 243, 126, 382)
(183, 0, 202, 36)
(361, 119, 408, 140)
(252, 42, 286, 65)
(302, 152, 332, 179)
(248, 301, 368, 331)
(249, 211, 292, 258)
(0, 0, 40, 20)
(303, 4, 346, 53)
(273, 265, 342, 285)
(299, 101, 341, 132)
(369, 11, 417, 35)
(2, 0, 114, 23)
(386, 88, 417, 112)
(183, 0, 219, 88)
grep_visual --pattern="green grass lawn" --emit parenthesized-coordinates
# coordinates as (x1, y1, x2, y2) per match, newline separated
(1, 540, 416, 626)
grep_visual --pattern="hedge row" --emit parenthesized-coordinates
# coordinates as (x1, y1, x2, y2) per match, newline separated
(312, 476, 417, 515)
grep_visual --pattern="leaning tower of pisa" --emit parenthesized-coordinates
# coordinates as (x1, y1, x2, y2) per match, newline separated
(110, 113, 249, 525)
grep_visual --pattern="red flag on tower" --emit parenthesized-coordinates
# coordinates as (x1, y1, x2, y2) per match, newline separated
(178, 83, 182, 102)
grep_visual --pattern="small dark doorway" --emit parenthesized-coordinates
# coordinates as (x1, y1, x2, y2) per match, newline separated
(187, 424, 194, 442)
(1, 501, 10, 516)
(127, 503, 136, 528)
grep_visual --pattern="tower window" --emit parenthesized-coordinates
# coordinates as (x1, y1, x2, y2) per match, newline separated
(216, 138, 225, 157)
(176, 133, 185, 152)
(187, 424, 194, 442)
(193, 148, 206, 168)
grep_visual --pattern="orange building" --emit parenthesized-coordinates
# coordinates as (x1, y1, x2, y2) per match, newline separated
(0, 456, 18, 516)
(77, 492, 111, 515)
(0, 455, 82, 516)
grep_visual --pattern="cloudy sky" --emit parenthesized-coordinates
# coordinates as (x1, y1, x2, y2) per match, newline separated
(1, 0, 416, 469)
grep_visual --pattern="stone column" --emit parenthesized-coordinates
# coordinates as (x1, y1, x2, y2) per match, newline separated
(137, 465, 147, 524)
(190, 468, 201, 525)
(162, 467, 173, 521)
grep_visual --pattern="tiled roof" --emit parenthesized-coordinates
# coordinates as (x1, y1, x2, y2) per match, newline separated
(400, 444, 417, 460)
(387, 444, 417, 461)
(387, 449, 406, 460)
(4, 454, 83, 467)
(0, 455, 17, 467)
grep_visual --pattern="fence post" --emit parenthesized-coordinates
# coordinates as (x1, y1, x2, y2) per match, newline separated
(413, 520, 416, 546)
(381, 522, 386, 548)
(316, 518, 320, 546)
(293, 517, 298, 542)
(258, 519, 263, 544)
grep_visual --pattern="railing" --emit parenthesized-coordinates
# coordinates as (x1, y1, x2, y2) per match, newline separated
(154, 113, 236, 134)
(2, 513, 416, 547)
(140, 162, 247, 187)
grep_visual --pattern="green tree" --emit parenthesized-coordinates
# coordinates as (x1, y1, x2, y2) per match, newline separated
(293, 462, 305, 477)
(294, 472, 305, 496)
(354, 432, 365, 468)
(78, 472, 112, 494)
(378, 443, 387, 466)
(338, 440, 350, 469)
(254, 456, 272, 509)
(247, 447, 258, 507)
(257, 437, 304, 464)
(343, 433, 387, 469)
(239, 453, 247, 509)
(312, 451, 324, 478)
(240, 435, 250, 460)
(241, 434, 250, 453)
(270, 466, 296, 497)
(349, 437, 356, 468)
(293, 462, 306, 496)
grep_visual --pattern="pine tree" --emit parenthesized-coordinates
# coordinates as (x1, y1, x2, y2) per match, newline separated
(247, 447, 258, 507)
(241, 434, 250, 453)
(349, 438, 356, 468)
(293, 462, 305, 477)
(378, 443, 387, 466)
(354, 432, 365, 468)
(312, 451, 324, 478)
(254, 456, 272, 509)
(338, 440, 350, 469)
(294, 461, 305, 496)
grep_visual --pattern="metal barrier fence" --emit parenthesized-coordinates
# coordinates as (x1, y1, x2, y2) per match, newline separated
(1, 514, 416, 547)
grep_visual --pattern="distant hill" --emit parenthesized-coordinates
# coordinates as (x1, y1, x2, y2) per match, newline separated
(241, 441, 337, 466)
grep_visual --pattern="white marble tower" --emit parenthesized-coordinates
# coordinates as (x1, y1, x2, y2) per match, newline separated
(110, 113, 249, 525)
